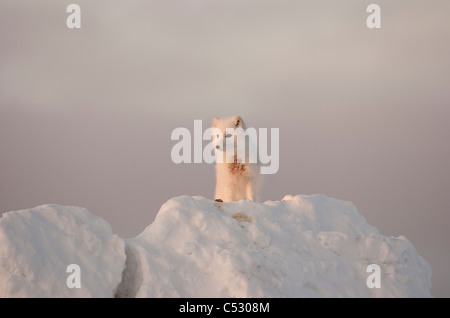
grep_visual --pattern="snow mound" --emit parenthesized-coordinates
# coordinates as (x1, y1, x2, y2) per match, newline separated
(116, 195, 432, 297)
(0, 195, 432, 297)
(0, 204, 126, 297)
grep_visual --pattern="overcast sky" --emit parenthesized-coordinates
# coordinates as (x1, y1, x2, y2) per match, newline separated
(1, 0, 449, 297)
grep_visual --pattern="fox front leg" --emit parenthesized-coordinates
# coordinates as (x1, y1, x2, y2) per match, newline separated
(246, 181, 255, 201)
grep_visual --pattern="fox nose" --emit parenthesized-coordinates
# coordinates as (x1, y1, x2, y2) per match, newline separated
(215, 145, 220, 149)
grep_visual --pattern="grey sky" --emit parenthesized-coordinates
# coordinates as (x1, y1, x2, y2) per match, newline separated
(1, 0, 449, 297)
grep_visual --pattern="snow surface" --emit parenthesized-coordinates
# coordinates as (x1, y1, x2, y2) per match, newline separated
(0, 204, 126, 297)
(0, 195, 432, 297)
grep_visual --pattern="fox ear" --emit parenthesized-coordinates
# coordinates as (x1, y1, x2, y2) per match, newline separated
(212, 117, 219, 127)
(233, 115, 243, 128)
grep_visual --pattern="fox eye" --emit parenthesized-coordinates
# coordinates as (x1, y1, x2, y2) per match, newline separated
(217, 134, 219, 138)
(225, 134, 232, 138)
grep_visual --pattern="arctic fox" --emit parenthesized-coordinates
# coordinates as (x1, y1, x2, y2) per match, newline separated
(212, 115, 262, 202)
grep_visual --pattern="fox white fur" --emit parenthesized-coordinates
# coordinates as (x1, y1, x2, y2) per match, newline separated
(212, 115, 262, 202)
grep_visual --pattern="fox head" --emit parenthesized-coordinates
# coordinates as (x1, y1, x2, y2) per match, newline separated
(211, 115, 244, 153)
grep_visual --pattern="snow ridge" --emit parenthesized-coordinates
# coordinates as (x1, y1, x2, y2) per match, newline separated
(0, 195, 432, 297)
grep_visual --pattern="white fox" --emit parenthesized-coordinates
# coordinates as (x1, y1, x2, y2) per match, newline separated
(212, 115, 262, 202)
